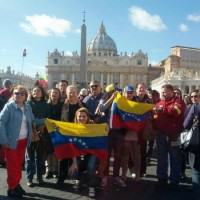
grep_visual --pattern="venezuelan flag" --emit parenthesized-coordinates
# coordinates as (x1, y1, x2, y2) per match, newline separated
(110, 93, 153, 132)
(45, 119, 109, 160)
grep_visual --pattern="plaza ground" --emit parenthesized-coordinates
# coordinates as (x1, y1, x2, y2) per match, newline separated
(0, 158, 195, 200)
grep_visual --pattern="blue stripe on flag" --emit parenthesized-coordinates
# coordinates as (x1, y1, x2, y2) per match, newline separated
(112, 102, 151, 121)
(51, 131, 108, 149)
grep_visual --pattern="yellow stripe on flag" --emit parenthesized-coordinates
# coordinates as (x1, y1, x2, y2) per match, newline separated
(113, 93, 153, 115)
(45, 118, 109, 137)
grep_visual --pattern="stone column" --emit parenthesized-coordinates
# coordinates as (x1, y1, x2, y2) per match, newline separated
(47, 72, 53, 89)
(100, 73, 104, 87)
(130, 74, 134, 85)
(189, 85, 192, 94)
(60, 72, 66, 81)
(72, 72, 75, 85)
(91, 73, 94, 81)
(110, 73, 113, 83)
(120, 74, 124, 88)
(107, 73, 110, 85)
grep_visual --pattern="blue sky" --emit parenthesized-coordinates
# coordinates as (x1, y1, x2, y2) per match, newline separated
(0, 0, 200, 77)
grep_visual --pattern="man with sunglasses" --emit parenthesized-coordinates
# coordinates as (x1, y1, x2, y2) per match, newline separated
(83, 80, 105, 122)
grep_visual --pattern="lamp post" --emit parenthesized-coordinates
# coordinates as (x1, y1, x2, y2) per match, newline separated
(20, 49, 26, 84)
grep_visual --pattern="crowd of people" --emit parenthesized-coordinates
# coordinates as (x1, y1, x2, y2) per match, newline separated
(0, 78, 200, 199)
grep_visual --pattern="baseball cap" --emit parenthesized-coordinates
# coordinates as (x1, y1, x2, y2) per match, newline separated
(105, 84, 115, 93)
(124, 85, 134, 92)
(79, 88, 88, 96)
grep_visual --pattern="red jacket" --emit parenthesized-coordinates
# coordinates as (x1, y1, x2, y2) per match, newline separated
(154, 97, 185, 140)
(0, 88, 12, 101)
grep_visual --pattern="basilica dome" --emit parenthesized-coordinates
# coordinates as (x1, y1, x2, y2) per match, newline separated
(87, 22, 117, 56)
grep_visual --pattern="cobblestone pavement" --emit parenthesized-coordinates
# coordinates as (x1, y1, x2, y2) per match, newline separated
(0, 158, 195, 200)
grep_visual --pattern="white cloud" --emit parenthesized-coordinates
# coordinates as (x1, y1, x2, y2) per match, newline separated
(179, 23, 189, 32)
(65, 51, 73, 56)
(187, 13, 200, 22)
(20, 15, 72, 37)
(129, 6, 167, 32)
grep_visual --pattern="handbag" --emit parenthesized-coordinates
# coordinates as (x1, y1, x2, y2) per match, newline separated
(180, 117, 200, 153)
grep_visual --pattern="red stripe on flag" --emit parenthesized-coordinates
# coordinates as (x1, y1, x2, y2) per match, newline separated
(54, 143, 108, 160)
(111, 114, 146, 132)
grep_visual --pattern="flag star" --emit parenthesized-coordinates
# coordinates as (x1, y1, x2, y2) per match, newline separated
(78, 139, 82, 143)
(82, 142, 86, 146)
(69, 138, 73, 142)
(74, 138, 77, 141)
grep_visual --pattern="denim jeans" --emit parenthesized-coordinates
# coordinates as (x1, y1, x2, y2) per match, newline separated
(189, 153, 200, 198)
(77, 154, 97, 187)
(86, 155, 97, 176)
(156, 133, 182, 184)
(25, 141, 44, 181)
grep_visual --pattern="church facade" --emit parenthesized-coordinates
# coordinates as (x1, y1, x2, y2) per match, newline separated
(151, 46, 200, 94)
(0, 66, 36, 89)
(46, 22, 163, 89)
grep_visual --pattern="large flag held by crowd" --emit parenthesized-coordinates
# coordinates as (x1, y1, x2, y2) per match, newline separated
(110, 93, 153, 132)
(45, 119, 109, 160)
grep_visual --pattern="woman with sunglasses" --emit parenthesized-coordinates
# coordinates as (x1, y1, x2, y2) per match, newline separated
(0, 85, 34, 198)
(183, 89, 200, 199)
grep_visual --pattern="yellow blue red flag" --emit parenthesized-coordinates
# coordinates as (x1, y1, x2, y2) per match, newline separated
(110, 93, 153, 132)
(45, 118, 109, 160)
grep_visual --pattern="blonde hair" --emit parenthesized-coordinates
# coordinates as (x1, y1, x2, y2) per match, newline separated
(66, 85, 78, 95)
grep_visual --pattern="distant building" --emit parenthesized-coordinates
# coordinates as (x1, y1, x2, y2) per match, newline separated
(151, 46, 200, 94)
(46, 21, 163, 89)
(0, 66, 36, 89)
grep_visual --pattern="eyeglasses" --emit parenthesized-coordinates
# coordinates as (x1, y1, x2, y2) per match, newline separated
(191, 95, 198, 98)
(90, 85, 98, 88)
(127, 91, 133, 94)
(14, 92, 25, 96)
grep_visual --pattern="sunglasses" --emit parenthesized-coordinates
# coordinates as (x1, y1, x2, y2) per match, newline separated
(14, 92, 25, 96)
(191, 95, 198, 98)
(90, 85, 98, 88)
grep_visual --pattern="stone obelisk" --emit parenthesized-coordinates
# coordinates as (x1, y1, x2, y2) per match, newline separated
(79, 11, 87, 88)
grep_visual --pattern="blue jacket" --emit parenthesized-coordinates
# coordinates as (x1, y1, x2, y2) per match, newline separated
(183, 104, 200, 129)
(83, 93, 107, 122)
(0, 100, 34, 149)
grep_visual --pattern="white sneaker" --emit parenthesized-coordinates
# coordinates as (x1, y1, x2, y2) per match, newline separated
(73, 180, 79, 191)
(88, 187, 95, 197)
(131, 173, 136, 178)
